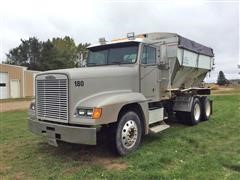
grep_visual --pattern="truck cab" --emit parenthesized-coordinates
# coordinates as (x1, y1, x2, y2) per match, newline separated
(29, 32, 214, 155)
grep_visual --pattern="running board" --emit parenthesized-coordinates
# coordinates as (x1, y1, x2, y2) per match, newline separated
(149, 123, 170, 134)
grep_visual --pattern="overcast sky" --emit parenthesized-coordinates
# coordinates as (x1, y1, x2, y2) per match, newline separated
(0, 0, 239, 82)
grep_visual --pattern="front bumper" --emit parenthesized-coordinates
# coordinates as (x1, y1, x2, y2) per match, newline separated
(28, 116, 97, 145)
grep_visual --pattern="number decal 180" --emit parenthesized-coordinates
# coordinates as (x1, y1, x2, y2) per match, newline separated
(74, 81, 84, 87)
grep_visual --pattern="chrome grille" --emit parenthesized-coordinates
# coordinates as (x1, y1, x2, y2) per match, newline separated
(36, 74, 68, 122)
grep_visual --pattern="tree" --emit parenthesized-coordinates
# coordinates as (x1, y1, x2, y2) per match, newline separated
(39, 40, 55, 71)
(51, 36, 77, 69)
(4, 36, 90, 71)
(217, 71, 228, 85)
(76, 43, 91, 67)
(5, 37, 42, 70)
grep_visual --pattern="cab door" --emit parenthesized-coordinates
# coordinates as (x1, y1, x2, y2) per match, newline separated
(140, 44, 158, 100)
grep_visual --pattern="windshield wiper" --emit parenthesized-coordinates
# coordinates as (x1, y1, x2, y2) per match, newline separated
(87, 63, 102, 66)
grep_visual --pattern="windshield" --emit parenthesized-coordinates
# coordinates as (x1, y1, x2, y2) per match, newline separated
(87, 42, 139, 66)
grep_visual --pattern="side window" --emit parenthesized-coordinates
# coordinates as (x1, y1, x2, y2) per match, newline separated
(141, 46, 156, 64)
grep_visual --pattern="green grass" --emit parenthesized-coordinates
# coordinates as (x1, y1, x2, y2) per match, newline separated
(1, 94, 240, 179)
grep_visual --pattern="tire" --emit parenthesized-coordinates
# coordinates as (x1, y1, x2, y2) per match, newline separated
(175, 111, 187, 124)
(186, 97, 202, 125)
(201, 97, 211, 121)
(114, 111, 142, 156)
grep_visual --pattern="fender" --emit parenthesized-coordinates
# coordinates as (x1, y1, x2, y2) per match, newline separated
(72, 90, 149, 126)
(173, 95, 194, 112)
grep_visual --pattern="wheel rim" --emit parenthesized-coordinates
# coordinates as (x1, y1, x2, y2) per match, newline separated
(194, 103, 201, 121)
(205, 101, 211, 117)
(121, 120, 138, 149)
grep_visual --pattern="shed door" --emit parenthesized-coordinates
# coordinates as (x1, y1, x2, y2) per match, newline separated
(0, 72, 9, 99)
(10, 80, 20, 98)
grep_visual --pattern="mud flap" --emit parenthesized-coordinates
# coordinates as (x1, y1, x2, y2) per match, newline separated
(48, 138, 58, 147)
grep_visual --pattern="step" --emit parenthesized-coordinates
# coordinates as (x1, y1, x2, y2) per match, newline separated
(149, 107, 164, 125)
(149, 124, 170, 134)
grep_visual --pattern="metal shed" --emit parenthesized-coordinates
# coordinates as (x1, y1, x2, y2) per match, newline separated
(0, 64, 39, 99)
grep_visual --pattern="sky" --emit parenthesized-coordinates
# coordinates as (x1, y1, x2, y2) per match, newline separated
(0, 0, 239, 82)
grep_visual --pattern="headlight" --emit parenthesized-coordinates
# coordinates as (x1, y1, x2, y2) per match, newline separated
(76, 108, 102, 119)
(86, 109, 93, 116)
(77, 109, 92, 117)
(77, 109, 86, 116)
(30, 102, 35, 110)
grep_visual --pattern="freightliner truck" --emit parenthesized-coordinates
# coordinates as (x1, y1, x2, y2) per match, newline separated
(29, 32, 214, 155)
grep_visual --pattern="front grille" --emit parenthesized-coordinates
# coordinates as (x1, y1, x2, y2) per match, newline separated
(36, 74, 68, 122)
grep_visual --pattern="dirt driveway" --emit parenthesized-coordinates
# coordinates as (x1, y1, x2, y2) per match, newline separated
(0, 101, 31, 112)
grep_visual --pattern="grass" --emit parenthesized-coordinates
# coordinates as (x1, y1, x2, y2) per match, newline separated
(211, 87, 240, 95)
(0, 94, 240, 179)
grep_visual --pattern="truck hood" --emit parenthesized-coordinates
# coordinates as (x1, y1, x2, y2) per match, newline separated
(37, 65, 138, 79)
(36, 65, 139, 121)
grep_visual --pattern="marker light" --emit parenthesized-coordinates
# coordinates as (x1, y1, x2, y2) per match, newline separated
(127, 32, 135, 40)
(92, 108, 102, 119)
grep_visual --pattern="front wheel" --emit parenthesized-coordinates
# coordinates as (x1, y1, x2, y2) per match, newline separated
(115, 111, 142, 156)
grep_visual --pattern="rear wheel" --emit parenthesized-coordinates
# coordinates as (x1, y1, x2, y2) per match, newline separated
(187, 97, 202, 125)
(176, 111, 186, 124)
(176, 97, 202, 125)
(201, 97, 211, 121)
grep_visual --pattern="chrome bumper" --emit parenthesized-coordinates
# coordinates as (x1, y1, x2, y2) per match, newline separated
(28, 115, 97, 145)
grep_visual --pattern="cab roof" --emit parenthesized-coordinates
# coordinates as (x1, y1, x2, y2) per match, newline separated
(88, 38, 145, 49)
